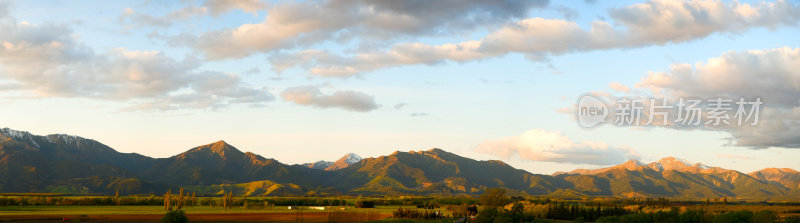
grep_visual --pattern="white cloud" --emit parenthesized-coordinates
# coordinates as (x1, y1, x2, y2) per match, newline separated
(638, 47, 800, 108)
(0, 17, 273, 110)
(476, 129, 639, 165)
(271, 0, 800, 77)
(611, 47, 800, 149)
(281, 86, 379, 112)
(193, 0, 548, 59)
(118, 0, 268, 28)
(609, 0, 800, 45)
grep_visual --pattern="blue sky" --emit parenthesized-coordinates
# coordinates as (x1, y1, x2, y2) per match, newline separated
(1, 0, 799, 174)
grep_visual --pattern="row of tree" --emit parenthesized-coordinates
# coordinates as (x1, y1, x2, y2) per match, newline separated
(594, 209, 781, 223)
(162, 188, 197, 211)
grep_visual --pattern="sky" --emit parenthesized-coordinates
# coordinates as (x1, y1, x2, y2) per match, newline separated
(0, 0, 799, 174)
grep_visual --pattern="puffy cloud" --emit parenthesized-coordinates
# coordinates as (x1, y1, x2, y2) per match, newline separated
(118, 0, 267, 28)
(638, 47, 800, 108)
(272, 0, 800, 77)
(476, 129, 639, 165)
(724, 107, 800, 149)
(603, 47, 800, 149)
(268, 41, 487, 76)
(268, 17, 619, 76)
(194, 0, 548, 59)
(609, 0, 800, 45)
(0, 17, 273, 110)
(281, 86, 379, 112)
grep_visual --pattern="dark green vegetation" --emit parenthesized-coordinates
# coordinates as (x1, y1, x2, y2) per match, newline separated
(160, 210, 188, 223)
(2, 128, 800, 201)
(468, 189, 799, 223)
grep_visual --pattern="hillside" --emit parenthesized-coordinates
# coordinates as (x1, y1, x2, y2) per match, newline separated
(553, 157, 797, 200)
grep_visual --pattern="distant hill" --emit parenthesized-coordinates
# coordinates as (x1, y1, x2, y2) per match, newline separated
(552, 157, 795, 200)
(1, 127, 798, 200)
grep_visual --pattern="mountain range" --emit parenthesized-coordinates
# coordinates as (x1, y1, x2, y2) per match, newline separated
(1, 128, 798, 201)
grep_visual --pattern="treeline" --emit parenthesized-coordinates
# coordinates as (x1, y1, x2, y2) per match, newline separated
(525, 197, 699, 207)
(475, 205, 788, 223)
(392, 206, 445, 220)
(0, 196, 164, 206)
(0, 195, 354, 207)
(473, 202, 634, 222)
(544, 203, 631, 221)
(471, 201, 799, 223)
(355, 197, 477, 206)
(594, 209, 785, 223)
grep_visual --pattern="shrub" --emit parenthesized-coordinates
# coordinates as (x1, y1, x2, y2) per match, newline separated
(713, 210, 753, 223)
(355, 200, 375, 208)
(752, 210, 776, 223)
(160, 210, 188, 223)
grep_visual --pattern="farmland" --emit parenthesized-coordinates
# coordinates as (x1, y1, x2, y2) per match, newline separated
(2, 192, 800, 222)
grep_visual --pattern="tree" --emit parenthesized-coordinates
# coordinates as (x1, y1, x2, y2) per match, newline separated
(355, 200, 375, 208)
(222, 191, 234, 210)
(175, 187, 185, 210)
(479, 188, 508, 207)
(189, 192, 196, 206)
(164, 189, 172, 211)
(222, 191, 228, 210)
(161, 210, 188, 223)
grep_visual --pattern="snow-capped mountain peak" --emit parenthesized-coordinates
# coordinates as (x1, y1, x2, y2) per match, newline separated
(304, 153, 363, 171)
(341, 153, 362, 164)
(649, 157, 694, 171)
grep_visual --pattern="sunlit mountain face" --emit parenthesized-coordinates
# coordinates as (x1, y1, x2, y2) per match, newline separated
(2, 128, 799, 200)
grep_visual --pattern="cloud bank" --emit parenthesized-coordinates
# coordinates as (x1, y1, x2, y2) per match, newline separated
(263, 0, 800, 77)
(0, 12, 272, 110)
(585, 47, 800, 149)
(635, 47, 800, 149)
(190, 0, 548, 59)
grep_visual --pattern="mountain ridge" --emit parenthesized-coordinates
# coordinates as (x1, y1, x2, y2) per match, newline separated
(1, 127, 798, 200)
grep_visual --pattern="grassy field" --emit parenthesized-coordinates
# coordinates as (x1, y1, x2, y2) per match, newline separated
(0, 205, 450, 222)
(0, 205, 426, 215)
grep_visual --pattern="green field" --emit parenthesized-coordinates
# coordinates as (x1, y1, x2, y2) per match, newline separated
(0, 205, 428, 215)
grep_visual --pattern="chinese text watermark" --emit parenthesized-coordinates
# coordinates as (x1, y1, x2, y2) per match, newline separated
(576, 95, 762, 128)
